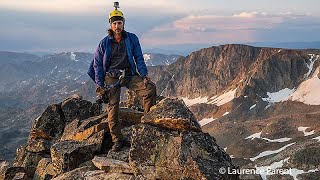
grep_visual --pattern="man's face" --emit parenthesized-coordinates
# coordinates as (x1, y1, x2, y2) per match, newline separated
(111, 20, 124, 35)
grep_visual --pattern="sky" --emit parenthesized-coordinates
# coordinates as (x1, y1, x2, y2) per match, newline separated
(1, 0, 320, 53)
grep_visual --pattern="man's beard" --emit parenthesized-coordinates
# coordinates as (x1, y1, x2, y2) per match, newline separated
(114, 29, 122, 35)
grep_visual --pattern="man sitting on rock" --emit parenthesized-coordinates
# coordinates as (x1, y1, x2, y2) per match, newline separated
(87, 3, 157, 152)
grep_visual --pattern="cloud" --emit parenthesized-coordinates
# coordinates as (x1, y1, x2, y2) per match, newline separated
(233, 12, 266, 18)
(1, 5, 320, 52)
(140, 12, 320, 47)
(0, 0, 188, 16)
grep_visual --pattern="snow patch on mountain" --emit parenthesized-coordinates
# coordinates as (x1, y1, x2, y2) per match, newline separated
(286, 67, 320, 105)
(255, 157, 290, 180)
(290, 168, 319, 180)
(313, 136, 320, 142)
(70, 52, 78, 62)
(182, 89, 237, 107)
(143, 54, 151, 61)
(51, 66, 58, 74)
(182, 96, 208, 106)
(246, 131, 291, 142)
(256, 157, 319, 180)
(223, 112, 229, 116)
(246, 132, 262, 140)
(262, 88, 295, 103)
(250, 143, 295, 161)
(208, 89, 237, 106)
(250, 104, 257, 109)
(261, 64, 320, 105)
(199, 117, 216, 126)
(298, 127, 315, 136)
(264, 137, 292, 143)
(304, 54, 319, 78)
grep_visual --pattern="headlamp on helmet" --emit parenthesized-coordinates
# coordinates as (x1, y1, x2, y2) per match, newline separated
(109, 2, 125, 23)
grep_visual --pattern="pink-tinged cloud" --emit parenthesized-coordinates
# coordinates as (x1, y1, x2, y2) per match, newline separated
(140, 12, 313, 46)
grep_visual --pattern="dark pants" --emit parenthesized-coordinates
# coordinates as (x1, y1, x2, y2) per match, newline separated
(105, 75, 156, 142)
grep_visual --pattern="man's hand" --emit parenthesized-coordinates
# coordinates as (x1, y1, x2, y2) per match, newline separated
(96, 86, 109, 104)
(96, 86, 106, 96)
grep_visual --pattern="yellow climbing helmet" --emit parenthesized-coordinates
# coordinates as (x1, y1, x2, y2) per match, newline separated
(109, 10, 124, 20)
(109, 2, 125, 23)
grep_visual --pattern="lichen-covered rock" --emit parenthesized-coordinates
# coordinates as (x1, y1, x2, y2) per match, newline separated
(129, 124, 238, 180)
(33, 158, 52, 180)
(141, 98, 201, 132)
(52, 165, 96, 180)
(13, 145, 49, 179)
(50, 141, 98, 175)
(30, 104, 65, 140)
(61, 94, 100, 123)
(92, 156, 132, 174)
(44, 162, 60, 178)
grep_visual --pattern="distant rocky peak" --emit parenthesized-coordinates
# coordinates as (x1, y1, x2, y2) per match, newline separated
(152, 44, 320, 105)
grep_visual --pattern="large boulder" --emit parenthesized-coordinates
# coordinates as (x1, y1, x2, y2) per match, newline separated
(30, 104, 65, 140)
(61, 94, 101, 123)
(141, 98, 201, 132)
(50, 141, 99, 176)
(129, 124, 238, 180)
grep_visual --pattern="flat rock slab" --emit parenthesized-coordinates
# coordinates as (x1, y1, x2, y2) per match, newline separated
(84, 170, 135, 180)
(92, 156, 132, 174)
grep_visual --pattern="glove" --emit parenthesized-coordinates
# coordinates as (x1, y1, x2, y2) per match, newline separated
(96, 86, 106, 96)
(96, 86, 109, 104)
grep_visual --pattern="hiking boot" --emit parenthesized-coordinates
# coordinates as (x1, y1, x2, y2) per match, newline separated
(112, 141, 124, 152)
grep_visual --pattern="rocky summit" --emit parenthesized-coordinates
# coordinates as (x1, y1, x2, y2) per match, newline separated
(0, 95, 238, 180)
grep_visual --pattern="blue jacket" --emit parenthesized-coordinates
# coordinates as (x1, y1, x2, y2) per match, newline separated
(87, 31, 148, 87)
